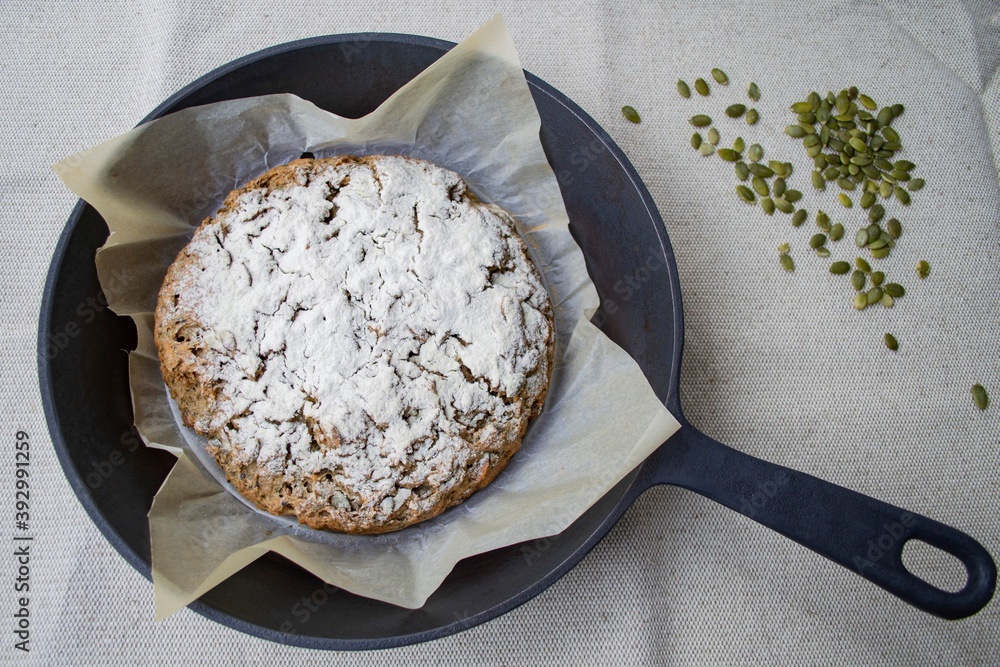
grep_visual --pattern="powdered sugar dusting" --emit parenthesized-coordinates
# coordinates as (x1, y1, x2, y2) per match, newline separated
(155, 155, 553, 531)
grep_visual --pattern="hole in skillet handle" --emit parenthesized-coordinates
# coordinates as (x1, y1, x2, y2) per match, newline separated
(903, 539, 969, 593)
(640, 422, 997, 620)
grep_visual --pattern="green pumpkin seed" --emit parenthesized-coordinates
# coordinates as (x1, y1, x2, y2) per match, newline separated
(860, 192, 876, 209)
(769, 160, 791, 177)
(761, 197, 775, 215)
(880, 292, 894, 308)
(811, 170, 826, 190)
(785, 125, 806, 138)
(707, 127, 720, 145)
(780, 253, 795, 272)
(869, 204, 885, 223)
(830, 261, 851, 274)
(849, 137, 868, 152)
(790, 101, 812, 113)
(699, 142, 715, 157)
(785, 190, 802, 203)
(752, 176, 769, 196)
(853, 293, 868, 310)
(916, 260, 931, 279)
(691, 114, 712, 127)
(695, 78, 710, 96)
(883, 283, 904, 298)
(837, 178, 857, 191)
(736, 184, 755, 203)
(866, 224, 880, 243)
(877, 108, 893, 127)
(746, 108, 759, 125)
(838, 193, 852, 208)
(871, 271, 885, 286)
(891, 103, 904, 117)
(726, 104, 747, 118)
(748, 144, 763, 162)
(890, 169, 911, 182)
(748, 82, 761, 101)
(711, 68, 729, 85)
(907, 178, 925, 192)
(855, 229, 868, 247)
(622, 105, 641, 123)
(691, 133, 703, 149)
(972, 384, 989, 411)
(882, 126, 900, 143)
(792, 209, 808, 227)
(867, 238, 888, 250)
(816, 247, 831, 258)
(856, 257, 872, 273)
(733, 137, 745, 153)
(851, 270, 866, 291)
(748, 163, 774, 178)
(803, 134, 820, 147)
(816, 210, 831, 231)
(858, 94, 877, 110)
(836, 92, 850, 115)
(772, 178, 786, 197)
(735, 161, 750, 181)
(677, 80, 691, 98)
(810, 233, 826, 249)
(824, 167, 840, 180)
(871, 247, 891, 259)
(778, 242, 790, 253)
(879, 180, 893, 199)
(829, 223, 845, 241)
(867, 287, 883, 305)
(884, 333, 899, 351)
(886, 217, 902, 239)
(717, 147, 740, 162)
(895, 187, 911, 205)
(774, 198, 794, 214)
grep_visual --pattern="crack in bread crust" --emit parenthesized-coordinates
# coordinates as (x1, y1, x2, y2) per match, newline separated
(154, 155, 555, 534)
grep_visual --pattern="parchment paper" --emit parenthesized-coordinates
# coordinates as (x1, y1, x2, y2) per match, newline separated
(53, 15, 680, 619)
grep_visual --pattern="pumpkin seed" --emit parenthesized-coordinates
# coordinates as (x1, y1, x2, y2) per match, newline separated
(891, 103, 905, 117)
(784, 189, 802, 203)
(622, 105, 641, 123)
(774, 198, 794, 214)
(726, 104, 747, 118)
(780, 253, 795, 272)
(773, 178, 786, 197)
(883, 283, 905, 298)
(871, 271, 885, 286)
(858, 94, 877, 110)
(816, 210, 831, 231)
(816, 247, 831, 258)
(695, 78, 710, 96)
(860, 192, 876, 209)
(708, 127, 720, 145)
(699, 142, 715, 156)
(792, 209, 808, 227)
(691, 133, 703, 150)
(869, 204, 885, 223)
(778, 243, 790, 253)
(886, 217, 902, 239)
(829, 223, 845, 241)
(879, 180, 893, 199)
(769, 161, 791, 177)
(849, 137, 868, 152)
(752, 176, 769, 196)
(907, 178, 925, 192)
(746, 108, 759, 125)
(761, 197, 775, 215)
(838, 193, 852, 208)
(880, 292, 894, 308)
(972, 384, 989, 411)
(877, 108, 893, 127)
(855, 229, 868, 247)
(895, 187, 911, 205)
(733, 137, 745, 153)
(785, 125, 806, 138)
(677, 80, 691, 98)
(736, 184, 755, 203)
(711, 68, 729, 85)
(916, 260, 931, 279)
(691, 114, 712, 127)
(748, 82, 761, 101)
(838, 178, 857, 190)
(851, 270, 866, 291)
(811, 170, 826, 190)
(717, 147, 740, 162)
(882, 126, 900, 143)
(853, 293, 868, 310)
(748, 163, 774, 178)
(890, 169, 911, 182)
(830, 261, 851, 274)
(810, 233, 826, 249)
(856, 257, 872, 273)
(871, 246, 891, 259)
(884, 333, 899, 351)
(790, 101, 813, 113)
(867, 287, 883, 305)
(735, 161, 750, 181)
(748, 144, 764, 162)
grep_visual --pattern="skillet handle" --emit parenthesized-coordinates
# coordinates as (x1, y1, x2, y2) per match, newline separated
(643, 424, 997, 619)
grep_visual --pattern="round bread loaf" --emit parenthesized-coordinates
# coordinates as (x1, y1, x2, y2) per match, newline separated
(154, 155, 555, 533)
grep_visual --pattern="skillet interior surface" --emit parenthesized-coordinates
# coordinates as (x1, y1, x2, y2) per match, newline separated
(39, 34, 685, 649)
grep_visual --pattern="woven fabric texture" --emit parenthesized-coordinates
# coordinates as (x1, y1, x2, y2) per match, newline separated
(1, 0, 997, 665)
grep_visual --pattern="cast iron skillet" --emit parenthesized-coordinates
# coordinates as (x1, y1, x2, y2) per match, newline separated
(39, 33, 996, 649)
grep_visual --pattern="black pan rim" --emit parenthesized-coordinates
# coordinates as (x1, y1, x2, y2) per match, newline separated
(38, 31, 685, 650)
